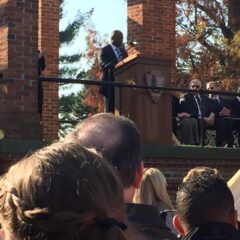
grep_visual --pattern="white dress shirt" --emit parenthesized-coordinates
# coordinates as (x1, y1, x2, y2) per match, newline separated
(111, 44, 122, 62)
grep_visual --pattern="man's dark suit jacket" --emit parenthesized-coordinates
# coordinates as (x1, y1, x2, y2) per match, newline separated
(209, 96, 232, 117)
(231, 97, 240, 144)
(231, 97, 240, 118)
(179, 93, 210, 118)
(179, 93, 211, 144)
(207, 96, 234, 146)
(99, 44, 128, 97)
(126, 203, 178, 240)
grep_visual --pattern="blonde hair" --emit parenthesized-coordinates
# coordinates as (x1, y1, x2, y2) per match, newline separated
(0, 142, 133, 240)
(133, 168, 173, 209)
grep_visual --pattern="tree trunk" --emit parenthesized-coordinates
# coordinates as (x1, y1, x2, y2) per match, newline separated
(227, 0, 240, 32)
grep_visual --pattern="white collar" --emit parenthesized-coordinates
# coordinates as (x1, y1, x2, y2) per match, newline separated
(237, 96, 240, 102)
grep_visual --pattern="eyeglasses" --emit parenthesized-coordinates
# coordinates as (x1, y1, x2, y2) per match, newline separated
(191, 85, 200, 89)
(207, 87, 215, 90)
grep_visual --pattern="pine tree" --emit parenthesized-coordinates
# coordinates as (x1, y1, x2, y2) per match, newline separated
(59, 0, 93, 136)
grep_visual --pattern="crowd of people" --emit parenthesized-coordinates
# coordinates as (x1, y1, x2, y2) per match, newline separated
(1, 29, 239, 239)
(0, 112, 239, 240)
(172, 79, 240, 147)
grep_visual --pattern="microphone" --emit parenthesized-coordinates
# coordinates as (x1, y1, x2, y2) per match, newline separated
(128, 41, 139, 47)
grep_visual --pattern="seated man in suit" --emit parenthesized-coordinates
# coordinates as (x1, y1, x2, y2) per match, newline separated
(172, 94, 199, 145)
(206, 81, 234, 147)
(231, 86, 240, 146)
(99, 30, 128, 113)
(180, 79, 214, 145)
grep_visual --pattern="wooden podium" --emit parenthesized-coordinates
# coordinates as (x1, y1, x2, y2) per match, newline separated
(114, 54, 173, 145)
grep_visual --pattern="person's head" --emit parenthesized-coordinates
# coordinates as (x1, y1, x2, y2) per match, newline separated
(111, 30, 123, 48)
(174, 174, 238, 236)
(183, 166, 219, 183)
(206, 81, 216, 91)
(65, 113, 143, 201)
(133, 168, 173, 209)
(206, 81, 219, 98)
(0, 142, 130, 240)
(190, 79, 201, 96)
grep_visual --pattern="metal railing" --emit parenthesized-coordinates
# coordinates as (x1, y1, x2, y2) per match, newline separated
(38, 76, 240, 147)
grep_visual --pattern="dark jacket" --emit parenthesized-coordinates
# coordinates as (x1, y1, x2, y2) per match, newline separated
(208, 96, 232, 117)
(179, 93, 210, 119)
(99, 44, 128, 97)
(126, 203, 178, 240)
(182, 222, 240, 240)
(231, 97, 240, 118)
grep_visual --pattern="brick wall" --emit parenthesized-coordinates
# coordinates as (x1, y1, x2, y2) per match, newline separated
(128, 0, 176, 60)
(0, 0, 41, 139)
(1, 140, 239, 205)
(141, 144, 240, 203)
(144, 155, 240, 204)
(126, 0, 176, 144)
(38, 0, 59, 140)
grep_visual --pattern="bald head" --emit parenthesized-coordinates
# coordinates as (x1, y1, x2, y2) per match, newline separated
(65, 113, 142, 188)
(111, 30, 123, 47)
(190, 79, 202, 95)
(190, 79, 201, 88)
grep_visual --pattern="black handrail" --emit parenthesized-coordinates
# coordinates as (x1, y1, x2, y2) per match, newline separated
(38, 76, 240, 97)
(38, 76, 240, 147)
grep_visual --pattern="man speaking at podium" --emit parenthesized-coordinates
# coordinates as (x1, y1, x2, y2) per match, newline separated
(100, 30, 128, 113)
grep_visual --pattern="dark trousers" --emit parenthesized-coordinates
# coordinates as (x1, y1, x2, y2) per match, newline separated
(208, 118, 234, 147)
(198, 118, 206, 146)
(104, 86, 115, 113)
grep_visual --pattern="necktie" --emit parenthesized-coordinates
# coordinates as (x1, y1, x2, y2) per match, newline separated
(196, 95, 201, 104)
(115, 48, 123, 62)
(216, 96, 221, 104)
(195, 95, 202, 117)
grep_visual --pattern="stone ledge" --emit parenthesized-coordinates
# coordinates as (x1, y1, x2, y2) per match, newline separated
(0, 139, 50, 154)
(1, 140, 239, 161)
(142, 145, 240, 160)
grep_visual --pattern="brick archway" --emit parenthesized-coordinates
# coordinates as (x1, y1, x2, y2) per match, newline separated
(0, 0, 175, 141)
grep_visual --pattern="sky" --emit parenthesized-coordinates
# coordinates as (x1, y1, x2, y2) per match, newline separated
(60, 0, 127, 54)
(59, 0, 127, 95)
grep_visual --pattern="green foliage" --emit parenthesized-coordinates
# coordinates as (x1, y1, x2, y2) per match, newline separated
(59, 1, 94, 137)
(60, 53, 83, 78)
(176, 0, 240, 83)
(60, 9, 93, 45)
(59, 89, 91, 138)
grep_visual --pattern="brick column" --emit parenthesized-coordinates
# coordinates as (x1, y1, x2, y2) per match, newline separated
(0, 0, 42, 139)
(38, 0, 59, 140)
(116, 0, 176, 144)
(128, 0, 176, 60)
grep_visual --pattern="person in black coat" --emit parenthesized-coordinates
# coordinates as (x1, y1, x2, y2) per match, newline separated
(180, 79, 214, 145)
(172, 94, 199, 145)
(231, 86, 240, 146)
(206, 81, 234, 147)
(99, 30, 128, 113)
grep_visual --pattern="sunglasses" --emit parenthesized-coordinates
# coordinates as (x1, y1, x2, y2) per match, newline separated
(191, 85, 200, 89)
